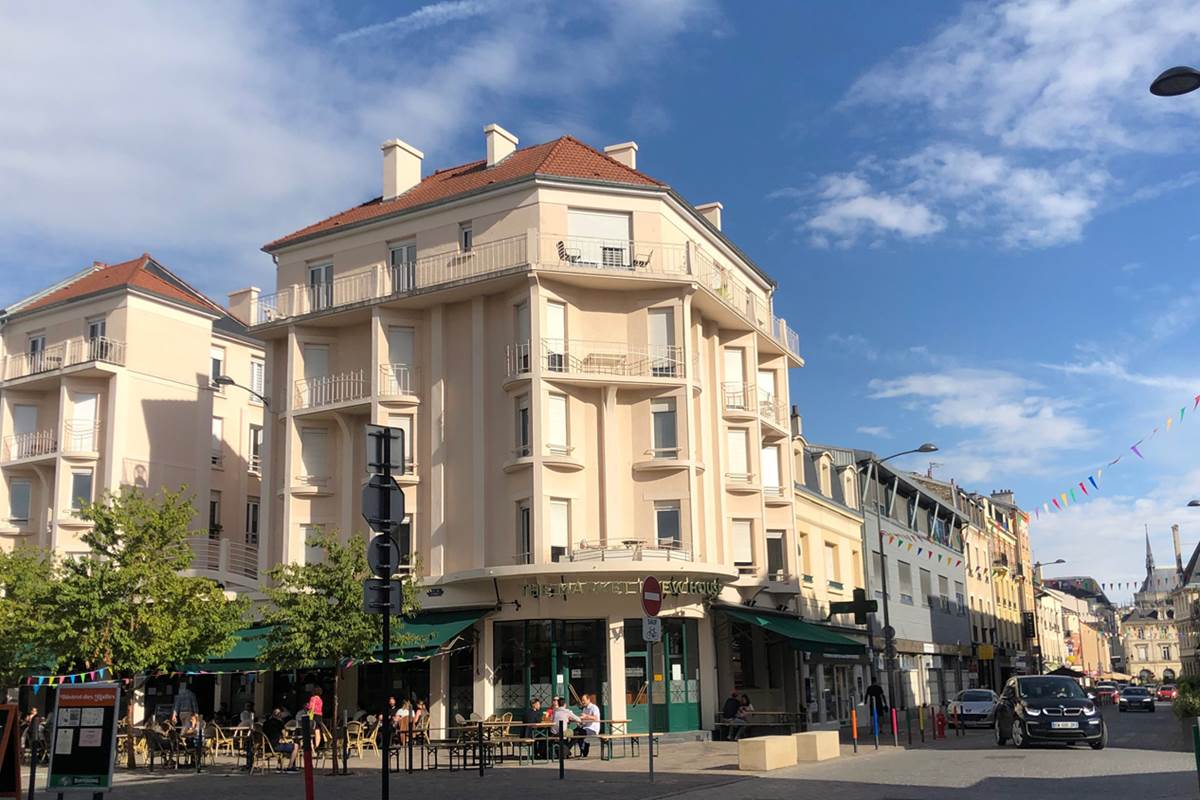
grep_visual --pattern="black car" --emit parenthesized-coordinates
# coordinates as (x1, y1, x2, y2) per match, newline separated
(1118, 686, 1156, 713)
(995, 675, 1106, 749)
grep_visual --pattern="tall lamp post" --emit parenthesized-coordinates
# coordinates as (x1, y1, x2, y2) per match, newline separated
(862, 442, 939, 708)
(1150, 66, 1200, 96)
(1031, 558, 1066, 674)
(1188, 500, 1200, 508)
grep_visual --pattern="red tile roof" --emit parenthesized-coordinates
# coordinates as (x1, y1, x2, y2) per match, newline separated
(264, 135, 666, 251)
(18, 254, 225, 316)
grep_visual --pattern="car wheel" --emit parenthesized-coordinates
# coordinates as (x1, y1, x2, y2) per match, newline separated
(1090, 723, 1107, 751)
(1011, 720, 1027, 749)
(995, 721, 1007, 746)
(1118, 707, 1125, 712)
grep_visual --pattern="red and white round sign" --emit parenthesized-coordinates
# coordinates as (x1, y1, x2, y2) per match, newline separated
(641, 576, 662, 617)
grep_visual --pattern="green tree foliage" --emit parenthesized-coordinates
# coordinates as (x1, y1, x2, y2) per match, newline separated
(51, 487, 247, 674)
(0, 546, 57, 687)
(261, 528, 421, 671)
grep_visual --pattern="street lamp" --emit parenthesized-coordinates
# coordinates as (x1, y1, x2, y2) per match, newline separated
(213, 375, 270, 409)
(1031, 559, 1066, 674)
(1150, 66, 1200, 97)
(863, 442, 938, 709)
(1188, 500, 1200, 507)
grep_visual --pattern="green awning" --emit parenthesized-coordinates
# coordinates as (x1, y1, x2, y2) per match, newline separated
(719, 607, 866, 656)
(186, 624, 272, 672)
(376, 608, 488, 660)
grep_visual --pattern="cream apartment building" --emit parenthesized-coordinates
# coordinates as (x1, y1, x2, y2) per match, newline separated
(244, 124, 861, 733)
(0, 255, 264, 591)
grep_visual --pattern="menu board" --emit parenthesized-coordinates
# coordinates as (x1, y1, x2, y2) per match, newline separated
(0, 704, 20, 799)
(47, 684, 119, 791)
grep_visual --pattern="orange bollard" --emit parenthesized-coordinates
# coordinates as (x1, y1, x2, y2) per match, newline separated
(851, 708, 858, 753)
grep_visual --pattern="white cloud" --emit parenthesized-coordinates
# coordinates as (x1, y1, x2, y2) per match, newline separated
(827, 333, 879, 361)
(1040, 358, 1200, 392)
(846, 0, 1200, 153)
(1032, 469, 1200, 604)
(868, 368, 1096, 482)
(335, 1, 491, 44)
(807, 172, 944, 246)
(856, 425, 891, 438)
(0, 1, 718, 299)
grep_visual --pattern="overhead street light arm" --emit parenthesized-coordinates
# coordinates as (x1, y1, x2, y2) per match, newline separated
(213, 374, 270, 409)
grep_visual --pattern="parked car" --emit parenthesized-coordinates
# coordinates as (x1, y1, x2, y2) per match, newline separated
(1118, 686, 1156, 712)
(1093, 682, 1119, 703)
(1158, 685, 1178, 701)
(948, 689, 999, 727)
(995, 675, 1106, 750)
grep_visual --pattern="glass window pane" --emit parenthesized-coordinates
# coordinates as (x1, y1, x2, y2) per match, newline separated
(732, 519, 752, 565)
(9, 480, 31, 521)
(71, 471, 93, 510)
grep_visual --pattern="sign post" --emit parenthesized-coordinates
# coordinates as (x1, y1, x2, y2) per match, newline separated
(46, 683, 120, 793)
(363, 424, 407, 800)
(641, 576, 661, 784)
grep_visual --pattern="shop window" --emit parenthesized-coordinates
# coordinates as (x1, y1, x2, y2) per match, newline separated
(730, 621, 757, 689)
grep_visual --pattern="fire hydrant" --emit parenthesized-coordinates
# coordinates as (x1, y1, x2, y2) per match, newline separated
(934, 709, 947, 739)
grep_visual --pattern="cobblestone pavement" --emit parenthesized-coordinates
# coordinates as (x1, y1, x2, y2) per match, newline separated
(21, 705, 1195, 799)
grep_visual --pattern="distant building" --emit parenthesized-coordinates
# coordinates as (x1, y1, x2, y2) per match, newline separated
(1120, 530, 1183, 684)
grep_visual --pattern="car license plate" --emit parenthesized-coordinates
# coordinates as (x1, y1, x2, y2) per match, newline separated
(1051, 721, 1078, 729)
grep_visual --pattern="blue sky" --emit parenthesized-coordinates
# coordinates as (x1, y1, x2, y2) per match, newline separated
(3, 0, 1199, 598)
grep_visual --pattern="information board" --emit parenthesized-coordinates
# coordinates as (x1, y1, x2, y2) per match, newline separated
(0, 704, 20, 798)
(47, 683, 119, 791)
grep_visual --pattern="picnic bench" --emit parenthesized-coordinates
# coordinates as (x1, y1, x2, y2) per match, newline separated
(714, 710, 799, 740)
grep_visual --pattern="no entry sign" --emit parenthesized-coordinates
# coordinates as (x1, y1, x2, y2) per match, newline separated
(641, 576, 662, 617)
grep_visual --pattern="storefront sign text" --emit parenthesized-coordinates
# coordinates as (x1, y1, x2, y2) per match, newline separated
(521, 577, 721, 600)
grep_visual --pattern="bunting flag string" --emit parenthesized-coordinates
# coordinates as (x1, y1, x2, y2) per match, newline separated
(1032, 388, 1200, 522)
(24, 667, 111, 692)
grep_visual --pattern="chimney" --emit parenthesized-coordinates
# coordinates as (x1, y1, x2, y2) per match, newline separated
(696, 202, 723, 231)
(484, 123, 518, 167)
(1174, 524, 1184, 573)
(381, 138, 424, 200)
(789, 405, 802, 437)
(603, 141, 638, 170)
(227, 287, 259, 326)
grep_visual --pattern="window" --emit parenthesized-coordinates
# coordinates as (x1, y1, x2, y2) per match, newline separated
(28, 335, 45, 371)
(655, 502, 681, 550)
(766, 530, 786, 579)
(299, 428, 329, 477)
(732, 519, 753, 569)
(898, 560, 914, 605)
(210, 346, 225, 386)
(308, 262, 333, 310)
(459, 221, 473, 252)
(566, 209, 631, 266)
(390, 240, 416, 291)
(955, 581, 966, 615)
(725, 428, 749, 480)
(245, 497, 260, 546)
(723, 347, 746, 396)
(516, 501, 531, 564)
(920, 568, 933, 607)
(871, 550, 885, 599)
(249, 424, 263, 473)
(87, 317, 106, 341)
(302, 525, 326, 565)
(798, 532, 811, 580)
(70, 470, 93, 511)
(545, 301, 566, 371)
(249, 358, 265, 403)
(938, 575, 950, 612)
(9, 479, 31, 522)
(651, 398, 678, 457)
(760, 445, 781, 493)
(210, 417, 223, 466)
(514, 395, 530, 456)
(208, 491, 221, 539)
(647, 307, 675, 376)
(549, 499, 569, 562)
(1135, 644, 1148, 662)
(514, 301, 530, 371)
(547, 393, 569, 455)
(389, 414, 414, 471)
(825, 543, 842, 589)
(1162, 645, 1173, 660)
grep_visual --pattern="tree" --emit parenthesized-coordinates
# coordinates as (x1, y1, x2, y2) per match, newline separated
(51, 487, 247, 765)
(0, 546, 57, 689)
(261, 528, 420, 759)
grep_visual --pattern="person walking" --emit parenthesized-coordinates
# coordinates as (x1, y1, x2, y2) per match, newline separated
(172, 680, 199, 728)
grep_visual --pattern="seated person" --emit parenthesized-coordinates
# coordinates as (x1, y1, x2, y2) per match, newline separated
(574, 694, 601, 757)
(262, 709, 299, 771)
(549, 697, 581, 756)
(522, 698, 546, 758)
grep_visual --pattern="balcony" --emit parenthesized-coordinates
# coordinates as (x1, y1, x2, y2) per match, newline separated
(186, 536, 259, 583)
(379, 363, 418, 398)
(542, 339, 684, 381)
(249, 231, 801, 360)
(504, 342, 532, 379)
(3, 337, 125, 382)
(569, 541, 693, 563)
(253, 235, 529, 324)
(1, 430, 56, 462)
(294, 369, 368, 410)
(722, 382, 786, 430)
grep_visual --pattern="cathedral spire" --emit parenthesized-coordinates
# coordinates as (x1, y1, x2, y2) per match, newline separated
(1145, 525, 1155, 580)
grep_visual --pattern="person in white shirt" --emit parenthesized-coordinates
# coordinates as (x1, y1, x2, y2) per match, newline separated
(550, 697, 581, 756)
(574, 693, 601, 757)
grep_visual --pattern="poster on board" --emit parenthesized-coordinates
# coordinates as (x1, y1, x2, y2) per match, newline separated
(47, 683, 120, 792)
